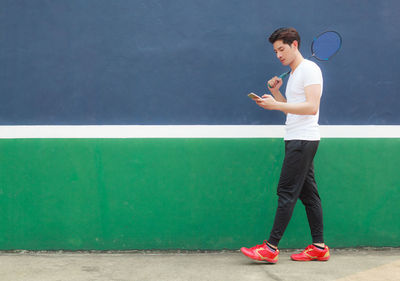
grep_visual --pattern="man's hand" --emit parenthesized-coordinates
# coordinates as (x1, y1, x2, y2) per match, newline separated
(255, 94, 279, 110)
(267, 76, 283, 94)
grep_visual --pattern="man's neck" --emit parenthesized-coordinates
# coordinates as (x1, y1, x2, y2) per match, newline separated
(289, 53, 304, 73)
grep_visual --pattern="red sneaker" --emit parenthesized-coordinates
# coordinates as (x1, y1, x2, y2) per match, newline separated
(240, 241, 279, 263)
(291, 245, 330, 261)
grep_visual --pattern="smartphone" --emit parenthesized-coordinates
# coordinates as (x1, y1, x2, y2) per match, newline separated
(248, 93, 261, 99)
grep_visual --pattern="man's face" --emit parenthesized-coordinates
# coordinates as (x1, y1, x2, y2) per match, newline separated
(273, 40, 297, 66)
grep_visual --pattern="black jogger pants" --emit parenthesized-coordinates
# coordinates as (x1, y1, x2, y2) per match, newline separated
(268, 140, 324, 246)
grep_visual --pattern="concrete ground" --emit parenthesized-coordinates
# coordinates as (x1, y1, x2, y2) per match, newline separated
(0, 248, 399, 281)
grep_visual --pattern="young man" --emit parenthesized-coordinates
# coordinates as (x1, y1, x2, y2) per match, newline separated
(240, 27, 329, 263)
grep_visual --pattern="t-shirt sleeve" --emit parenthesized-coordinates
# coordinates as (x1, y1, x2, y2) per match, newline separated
(303, 63, 323, 87)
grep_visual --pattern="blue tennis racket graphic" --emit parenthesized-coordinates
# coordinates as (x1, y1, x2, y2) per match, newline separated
(268, 31, 342, 87)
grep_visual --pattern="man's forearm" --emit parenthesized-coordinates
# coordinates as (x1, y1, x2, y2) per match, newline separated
(271, 91, 287, 103)
(275, 101, 318, 115)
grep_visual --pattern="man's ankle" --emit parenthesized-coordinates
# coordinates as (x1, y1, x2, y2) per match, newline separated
(313, 243, 325, 249)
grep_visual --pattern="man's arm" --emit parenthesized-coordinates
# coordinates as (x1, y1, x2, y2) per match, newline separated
(271, 90, 287, 103)
(253, 84, 321, 115)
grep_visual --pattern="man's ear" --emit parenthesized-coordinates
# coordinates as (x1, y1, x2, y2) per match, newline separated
(292, 40, 299, 49)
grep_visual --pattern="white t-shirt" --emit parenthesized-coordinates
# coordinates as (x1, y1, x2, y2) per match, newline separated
(284, 59, 323, 141)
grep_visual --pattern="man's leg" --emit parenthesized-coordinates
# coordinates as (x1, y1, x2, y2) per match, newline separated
(268, 140, 319, 247)
(299, 161, 324, 244)
(290, 142, 330, 262)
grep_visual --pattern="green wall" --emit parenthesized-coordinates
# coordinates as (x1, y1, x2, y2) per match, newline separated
(0, 138, 399, 250)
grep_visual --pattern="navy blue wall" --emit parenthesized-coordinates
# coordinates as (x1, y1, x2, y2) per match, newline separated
(0, 0, 399, 125)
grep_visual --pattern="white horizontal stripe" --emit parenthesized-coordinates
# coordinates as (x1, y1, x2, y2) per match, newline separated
(0, 125, 399, 139)
(319, 126, 400, 138)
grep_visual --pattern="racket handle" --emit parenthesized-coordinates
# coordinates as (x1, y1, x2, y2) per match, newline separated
(268, 71, 290, 88)
(279, 71, 290, 79)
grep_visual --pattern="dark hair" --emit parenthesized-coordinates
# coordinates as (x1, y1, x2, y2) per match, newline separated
(268, 27, 300, 48)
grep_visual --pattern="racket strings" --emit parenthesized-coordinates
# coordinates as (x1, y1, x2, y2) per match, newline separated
(312, 31, 342, 61)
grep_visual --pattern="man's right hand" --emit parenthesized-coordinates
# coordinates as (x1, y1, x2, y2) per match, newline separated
(267, 76, 283, 93)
